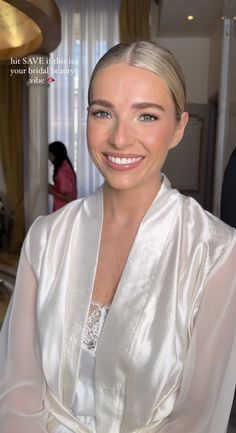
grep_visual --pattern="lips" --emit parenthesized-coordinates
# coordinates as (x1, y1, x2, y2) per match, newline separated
(104, 153, 145, 171)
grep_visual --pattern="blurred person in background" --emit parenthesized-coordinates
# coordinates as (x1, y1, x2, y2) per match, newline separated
(48, 141, 77, 211)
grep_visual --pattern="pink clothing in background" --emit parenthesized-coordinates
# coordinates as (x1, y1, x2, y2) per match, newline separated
(53, 160, 77, 211)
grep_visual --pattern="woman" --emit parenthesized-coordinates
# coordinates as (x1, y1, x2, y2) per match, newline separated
(0, 41, 236, 433)
(48, 141, 77, 211)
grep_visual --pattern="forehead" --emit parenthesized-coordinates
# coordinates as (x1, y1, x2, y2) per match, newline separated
(90, 63, 173, 103)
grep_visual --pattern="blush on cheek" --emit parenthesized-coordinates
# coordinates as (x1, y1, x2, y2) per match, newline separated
(146, 132, 172, 151)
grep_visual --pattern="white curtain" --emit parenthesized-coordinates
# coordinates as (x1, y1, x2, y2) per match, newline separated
(48, 0, 120, 198)
(48, 0, 78, 167)
(78, 0, 120, 197)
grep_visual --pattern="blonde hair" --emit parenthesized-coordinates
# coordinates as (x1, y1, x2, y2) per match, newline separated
(88, 41, 186, 121)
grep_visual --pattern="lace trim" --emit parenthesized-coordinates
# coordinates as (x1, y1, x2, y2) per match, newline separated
(83, 302, 110, 352)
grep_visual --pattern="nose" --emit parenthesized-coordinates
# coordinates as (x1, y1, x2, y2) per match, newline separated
(108, 117, 133, 149)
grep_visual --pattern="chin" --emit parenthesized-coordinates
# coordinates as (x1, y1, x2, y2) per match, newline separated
(104, 175, 144, 193)
(103, 176, 132, 189)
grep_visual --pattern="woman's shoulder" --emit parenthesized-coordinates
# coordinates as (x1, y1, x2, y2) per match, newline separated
(183, 194, 234, 237)
(31, 197, 84, 231)
(24, 185, 103, 262)
(59, 159, 74, 174)
(24, 187, 103, 276)
(180, 193, 236, 269)
(24, 198, 86, 269)
(163, 176, 235, 246)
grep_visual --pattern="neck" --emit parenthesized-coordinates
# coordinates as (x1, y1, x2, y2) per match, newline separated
(103, 180, 162, 225)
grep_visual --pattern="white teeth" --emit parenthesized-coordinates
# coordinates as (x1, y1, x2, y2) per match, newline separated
(107, 155, 142, 165)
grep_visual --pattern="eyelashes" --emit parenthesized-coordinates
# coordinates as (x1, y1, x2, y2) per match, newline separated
(89, 110, 111, 119)
(89, 109, 159, 122)
(139, 114, 159, 122)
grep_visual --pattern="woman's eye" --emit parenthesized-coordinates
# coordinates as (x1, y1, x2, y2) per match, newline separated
(91, 110, 111, 119)
(140, 114, 158, 121)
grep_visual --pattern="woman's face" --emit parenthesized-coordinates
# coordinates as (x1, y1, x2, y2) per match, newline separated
(87, 63, 188, 194)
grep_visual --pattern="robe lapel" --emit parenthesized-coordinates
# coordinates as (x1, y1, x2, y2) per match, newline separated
(62, 187, 104, 406)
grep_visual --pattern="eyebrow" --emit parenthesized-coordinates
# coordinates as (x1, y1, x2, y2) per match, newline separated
(132, 102, 165, 112)
(89, 99, 114, 108)
(89, 99, 166, 112)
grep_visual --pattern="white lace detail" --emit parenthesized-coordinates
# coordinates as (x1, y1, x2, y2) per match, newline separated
(83, 302, 110, 352)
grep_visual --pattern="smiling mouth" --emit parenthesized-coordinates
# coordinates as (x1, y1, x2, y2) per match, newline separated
(106, 154, 143, 165)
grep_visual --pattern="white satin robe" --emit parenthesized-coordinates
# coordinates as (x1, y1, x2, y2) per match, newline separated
(0, 176, 236, 433)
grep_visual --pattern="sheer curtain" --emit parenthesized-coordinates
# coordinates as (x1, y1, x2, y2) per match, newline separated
(78, 0, 120, 197)
(48, 0, 120, 198)
(48, 0, 78, 167)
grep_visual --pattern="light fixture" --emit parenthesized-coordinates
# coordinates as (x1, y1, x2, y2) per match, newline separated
(0, 2, 42, 57)
(187, 15, 194, 21)
(0, 0, 61, 61)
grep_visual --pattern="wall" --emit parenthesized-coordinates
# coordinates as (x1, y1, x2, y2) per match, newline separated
(155, 37, 210, 104)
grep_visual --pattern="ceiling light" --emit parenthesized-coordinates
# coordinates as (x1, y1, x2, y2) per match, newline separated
(233, 16, 236, 20)
(0, 0, 60, 61)
(187, 15, 194, 21)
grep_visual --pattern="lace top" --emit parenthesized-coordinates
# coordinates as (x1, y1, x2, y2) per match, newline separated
(70, 302, 111, 433)
(83, 302, 110, 352)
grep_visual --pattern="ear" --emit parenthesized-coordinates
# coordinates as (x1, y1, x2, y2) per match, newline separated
(170, 111, 189, 149)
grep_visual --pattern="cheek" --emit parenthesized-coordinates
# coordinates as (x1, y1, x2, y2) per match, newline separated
(87, 120, 98, 152)
(87, 119, 108, 151)
(143, 127, 174, 152)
